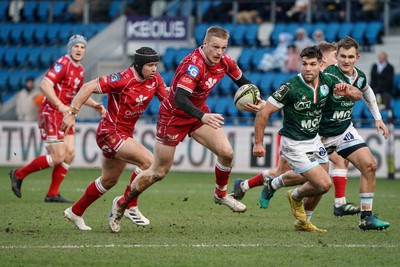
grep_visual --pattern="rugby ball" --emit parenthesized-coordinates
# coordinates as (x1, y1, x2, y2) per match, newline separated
(234, 84, 260, 111)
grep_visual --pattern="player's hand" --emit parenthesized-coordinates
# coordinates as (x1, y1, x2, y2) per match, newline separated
(93, 102, 107, 117)
(375, 119, 389, 139)
(244, 98, 266, 113)
(61, 112, 76, 135)
(201, 113, 224, 129)
(58, 104, 70, 116)
(253, 143, 266, 157)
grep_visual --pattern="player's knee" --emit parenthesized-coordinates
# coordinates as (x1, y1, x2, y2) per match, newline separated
(318, 179, 332, 194)
(219, 147, 234, 163)
(365, 160, 377, 173)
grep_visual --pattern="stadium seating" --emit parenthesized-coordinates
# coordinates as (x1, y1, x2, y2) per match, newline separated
(244, 23, 259, 46)
(365, 21, 383, 45)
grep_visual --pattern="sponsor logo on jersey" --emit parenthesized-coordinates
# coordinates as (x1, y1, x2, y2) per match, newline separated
(318, 146, 327, 157)
(320, 85, 329, 96)
(356, 77, 364, 88)
(101, 145, 112, 153)
(182, 76, 194, 84)
(343, 132, 355, 141)
(110, 73, 120, 82)
(273, 84, 290, 101)
(216, 68, 225, 73)
(53, 64, 62, 73)
(187, 65, 199, 78)
(205, 78, 217, 89)
(136, 94, 148, 105)
(146, 82, 155, 89)
(167, 134, 179, 141)
(294, 100, 311, 111)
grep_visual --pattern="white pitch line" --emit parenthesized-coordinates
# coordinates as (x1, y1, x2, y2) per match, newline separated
(0, 243, 398, 250)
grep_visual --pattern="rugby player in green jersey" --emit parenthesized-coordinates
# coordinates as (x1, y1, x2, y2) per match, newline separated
(249, 46, 360, 232)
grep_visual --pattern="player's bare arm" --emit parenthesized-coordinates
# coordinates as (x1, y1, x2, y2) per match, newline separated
(253, 101, 280, 157)
(173, 87, 224, 128)
(40, 78, 69, 115)
(62, 79, 99, 132)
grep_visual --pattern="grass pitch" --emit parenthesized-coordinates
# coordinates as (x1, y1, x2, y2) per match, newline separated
(0, 167, 399, 266)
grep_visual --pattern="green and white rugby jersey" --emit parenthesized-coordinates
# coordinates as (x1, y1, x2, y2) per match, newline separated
(319, 64, 367, 136)
(269, 72, 339, 140)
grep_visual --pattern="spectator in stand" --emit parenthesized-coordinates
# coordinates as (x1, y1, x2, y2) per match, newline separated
(286, 0, 309, 22)
(370, 51, 395, 109)
(294, 28, 314, 51)
(312, 29, 325, 45)
(258, 32, 293, 72)
(15, 77, 40, 121)
(283, 44, 301, 73)
(359, 0, 379, 21)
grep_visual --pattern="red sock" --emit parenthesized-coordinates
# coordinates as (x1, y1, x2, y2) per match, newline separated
(47, 163, 69, 196)
(248, 173, 264, 188)
(127, 169, 140, 209)
(15, 155, 51, 179)
(332, 169, 347, 198)
(72, 179, 106, 216)
(214, 162, 231, 198)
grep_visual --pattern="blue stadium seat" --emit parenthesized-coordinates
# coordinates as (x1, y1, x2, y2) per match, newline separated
(300, 23, 314, 37)
(174, 48, 192, 67)
(0, 23, 12, 44)
(148, 98, 160, 116)
(0, 70, 9, 91)
(324, 22, 340, 42)
(237, 48, 254, 71)
(270, 23, 286, 46)
(0, 1, 9, 22)
(8, 70, 23, 92)
(53, 1, 68, 21)
(213, 97, 229, 115)
(219, 76, 234, 96)
(22, 1, 38, 22)
(4, 46, 17, 67)
(39, 47, 55, 67)
(27, 47, 43, 68)
(337, 22, 353, 40)
(58, 23, 74, 43)
(21, 23, 36, 44)
(206, 97, 217, 112)
(108, 1, 122, 19)
(245, 72, 262, 89)
(162, 47, 176, 71)
(15, 47, 30, 67)
(365, 21, 383, 45)
(160, 72, 173, 87)
(258, 72, 274, 97)
(37, 1, 50, 22)
(10, 23, 24, 44)
(271, 72, 289, 91)
(231, 24, 247, 46)
(34, 24, 48, 44)
(251, 47, 273, 70)
(285, 22, 300, 37)
(194, 23, 208, 46)
(226, 97, 239, 118)
(46, 23, 61, 44)
(351, 21, 367, 45)
(352, 99, 365, 121)
(244, 23, 259, 46)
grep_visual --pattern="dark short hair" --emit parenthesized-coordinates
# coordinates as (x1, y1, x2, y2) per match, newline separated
(300, 46, 322, 61)
(337, 36, 359, 52)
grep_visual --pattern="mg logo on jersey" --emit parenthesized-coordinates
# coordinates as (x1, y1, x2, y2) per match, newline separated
(344, 132, 355, 141)
(205, 78, 217, 89)
(301, 116, 321, 129)
(136, 94, 148, 105)
(333, 110, 352, 120)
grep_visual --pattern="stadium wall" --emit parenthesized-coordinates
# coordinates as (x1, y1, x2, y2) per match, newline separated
(0, 121, 398, 178)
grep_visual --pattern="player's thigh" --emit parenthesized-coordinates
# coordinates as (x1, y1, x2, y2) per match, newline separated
(115, 137, 153, 169)
(191, 125, 233, 158)
(329, 151, 349, 169)
(346, 146, 376, 173)
(46, 142, 67, 164)
(302, 164, 331, 190)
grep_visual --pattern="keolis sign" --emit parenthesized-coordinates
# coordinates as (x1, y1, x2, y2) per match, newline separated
(126, 16, 188, 41)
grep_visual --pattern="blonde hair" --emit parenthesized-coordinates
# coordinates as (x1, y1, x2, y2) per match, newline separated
(317, 41, 337, 54)
(205, 26, 230, 42)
